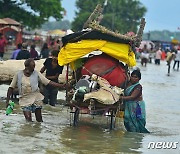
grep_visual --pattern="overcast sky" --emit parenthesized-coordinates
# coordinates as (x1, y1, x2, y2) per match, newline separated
(62, 0, 180, 32)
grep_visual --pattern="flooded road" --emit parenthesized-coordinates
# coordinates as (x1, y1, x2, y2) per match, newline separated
(0, 60, 180, 154)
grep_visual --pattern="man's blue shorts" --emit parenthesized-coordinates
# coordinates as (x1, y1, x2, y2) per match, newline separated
(22, 104, 42, 113)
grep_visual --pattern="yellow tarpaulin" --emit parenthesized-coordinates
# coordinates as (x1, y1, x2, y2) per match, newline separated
(58, 40, 136, 67)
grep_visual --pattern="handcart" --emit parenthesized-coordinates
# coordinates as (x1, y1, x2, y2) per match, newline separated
(69, 98, 122, 130)
(58, 4, 145, 130)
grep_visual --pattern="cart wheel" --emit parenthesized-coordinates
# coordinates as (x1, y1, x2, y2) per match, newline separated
(73, 108, 80, 126)
(110, 110, 115, 130)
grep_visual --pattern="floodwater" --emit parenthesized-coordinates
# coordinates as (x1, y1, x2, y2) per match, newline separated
(0, 60, 180, 154)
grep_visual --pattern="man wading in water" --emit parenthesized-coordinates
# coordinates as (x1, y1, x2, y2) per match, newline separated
(6, 58, 64, 122)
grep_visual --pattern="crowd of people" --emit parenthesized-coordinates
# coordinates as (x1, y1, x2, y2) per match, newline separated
(136, 44, 180, 76)
(10, 40, 62, 60)
(0, 32, 63, 61)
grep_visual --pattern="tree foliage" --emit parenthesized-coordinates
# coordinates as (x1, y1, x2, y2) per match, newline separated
(143, 30, 180, 42)
(72, 0, 146, 33)
(0, 0, 64, 29)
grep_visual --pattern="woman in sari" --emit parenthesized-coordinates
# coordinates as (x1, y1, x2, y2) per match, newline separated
(121, 70, 149, 133)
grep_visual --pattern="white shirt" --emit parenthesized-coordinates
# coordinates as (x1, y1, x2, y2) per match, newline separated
(10, 71, 50, 107)
(175, 50, 180, 61)
(155, 49, 162, 59)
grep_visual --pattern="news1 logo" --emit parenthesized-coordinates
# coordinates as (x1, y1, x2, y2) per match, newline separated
(148, 142, 179, 149)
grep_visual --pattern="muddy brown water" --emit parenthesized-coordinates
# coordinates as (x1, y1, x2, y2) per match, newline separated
(0, 60, 180, 154)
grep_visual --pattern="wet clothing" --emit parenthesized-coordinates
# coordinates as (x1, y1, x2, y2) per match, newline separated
(124, 82, 149, 133)
(9, 70, 50, 107)
(43, 85, 58, 106)
(22, 104, 42, 113)
(43, 58, 63, 106)
(16, 49, 30, 60)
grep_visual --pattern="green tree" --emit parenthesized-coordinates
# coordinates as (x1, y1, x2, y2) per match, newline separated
(143, 30, 180, 42)
(0, 0, 64, 29)
(72, 0, 146, 33)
